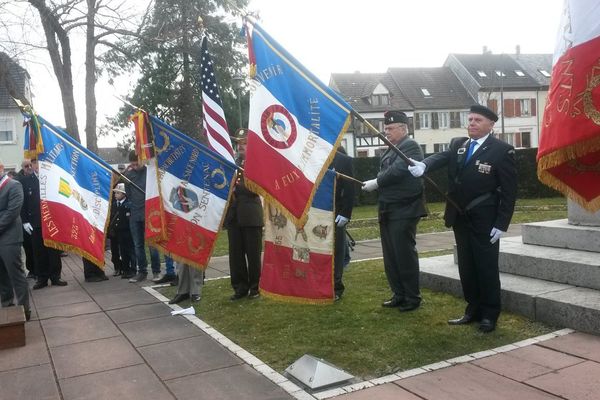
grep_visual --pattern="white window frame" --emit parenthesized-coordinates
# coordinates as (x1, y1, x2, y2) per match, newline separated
(419, 112, 431, 129)
(477, 71, 487, 77)
(514, 70, 525, 77)
(0, 117, 16, 144)
(438, 112, 450, 129)
(495, 70, 506, 77)
(420, 88, 431, 97)
(539, 69, 551, 77)
(459, 111, 469, 128)
(519, 99, 531, 116)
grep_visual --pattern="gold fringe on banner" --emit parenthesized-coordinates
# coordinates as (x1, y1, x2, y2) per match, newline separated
(537, 134, 600, 212)
(260, 289, 334, 305)
(44, 239, 105, 270)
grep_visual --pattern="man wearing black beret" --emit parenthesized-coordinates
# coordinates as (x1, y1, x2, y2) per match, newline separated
(408, 104, 517, 333)
(362, 110, 427, 312)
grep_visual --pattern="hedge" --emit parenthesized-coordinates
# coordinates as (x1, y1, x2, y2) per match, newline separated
(351, 147, 560, 206)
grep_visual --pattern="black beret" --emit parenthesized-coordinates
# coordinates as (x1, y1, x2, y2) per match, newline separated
(384, 110, 409, 125)
(128, 149, 138, 162)
(470, 104, 498, 122)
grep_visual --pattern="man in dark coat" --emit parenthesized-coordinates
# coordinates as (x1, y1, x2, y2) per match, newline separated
(107, 183, 135, 279)
(362, 111, 427, 312)
(0, 159, 30, 320)
(330, 147, 355, 300)
(20, 158, 67, 289)
(409, 104, 517, 333)
(225, 129, 264, 300)
(16, 159, 35, 279)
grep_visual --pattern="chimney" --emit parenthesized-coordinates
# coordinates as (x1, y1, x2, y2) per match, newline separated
(515, 45, 521, 57)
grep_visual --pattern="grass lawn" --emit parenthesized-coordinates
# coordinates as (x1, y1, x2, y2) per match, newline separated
(162, 253, 554, 379)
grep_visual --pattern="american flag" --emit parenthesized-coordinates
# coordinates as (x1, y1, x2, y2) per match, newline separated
(200, 36, 235, 163)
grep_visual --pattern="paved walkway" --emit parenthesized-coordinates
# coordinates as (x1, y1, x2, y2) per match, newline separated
(1, 227, 599, 400)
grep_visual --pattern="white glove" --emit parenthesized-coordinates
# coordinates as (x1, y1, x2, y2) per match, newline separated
(23, 223, 33, 235)
(335, 215, 349, 228)
(489, 227, 505, 244)
(362, 179, 378, 192)
(407, 158, 426, 177)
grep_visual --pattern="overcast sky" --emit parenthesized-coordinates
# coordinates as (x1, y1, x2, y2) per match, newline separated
(20, 0, 564, 147)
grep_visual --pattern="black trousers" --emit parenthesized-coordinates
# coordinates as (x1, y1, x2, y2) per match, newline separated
(333, 225, 346, 297)
(31, 227, 62, 283)
(379, 216, 421, 305)
(453, 215, 501, 321)
(227, 226, 262, 295)
(109, 234, 134, 275)
(83, 258, 106, 279)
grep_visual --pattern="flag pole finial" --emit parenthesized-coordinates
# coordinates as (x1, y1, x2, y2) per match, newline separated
(197, 16, 204, 34)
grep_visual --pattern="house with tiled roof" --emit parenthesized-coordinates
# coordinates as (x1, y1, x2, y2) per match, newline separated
(445, 50, 551, 148)
(330, 67, 475, 156)
(0, 54, 31, 170)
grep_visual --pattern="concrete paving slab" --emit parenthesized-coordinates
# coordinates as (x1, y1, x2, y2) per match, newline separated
(522, 219, 600, 252)
(80, 277, 133, 294)
(138, 335, 242, 380)
(50, 336, 144, 379)
(0, 321, 50, 371)
(36, 301, 102, 319)
(119, 315, 201, 348)
(536, 287, 600, 334)
(32, 287, 92, 309)
(0, 364, 60, 400)
(471, 345, 583, 381)
(165, 364, 291, 400)
(333, 383, 421, 399)
(525, 361, 600, 400)
(92, 288, 162, 310)
(59, 364, 174, 400)
(107, 302, 173, 324)
(397, 363, 562, 400)
(41, 312, 120, 348)
(539, 332, 600, 362)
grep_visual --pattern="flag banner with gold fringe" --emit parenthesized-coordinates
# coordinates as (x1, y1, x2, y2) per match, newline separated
(537, 0, 600, 211)
(243, 20, 351, 227)
(145, 115, 237, 270)
(31, 116, 114, 267)
(23, 114, 43, 159)
(260, 169, 336, 304)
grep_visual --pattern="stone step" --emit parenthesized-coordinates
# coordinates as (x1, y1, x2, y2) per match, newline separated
(420, 254, 600, 335)
(0, 306, 26, 350)
(499, 236, 600, 290)
(522, 219, 600, 252)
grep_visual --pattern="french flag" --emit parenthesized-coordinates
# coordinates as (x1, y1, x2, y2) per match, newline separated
(244, 21, 351, 226)
(145, 116, 237, 270)
(260, 170, 336, 303)
(36, 119, 113, 267)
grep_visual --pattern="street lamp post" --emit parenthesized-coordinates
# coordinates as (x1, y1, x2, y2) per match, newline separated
(232, 75, 244, 129)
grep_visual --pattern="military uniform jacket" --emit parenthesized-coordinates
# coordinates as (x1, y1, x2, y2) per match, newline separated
(20, 173, 42, 228)
(224, 164, 264, 229)
(377, 136, 427, 219)
(424, 135, 517, 231)
(108, 198, 132, 238)
(331, 152, 355, 219)
(0, 176, 24, 245)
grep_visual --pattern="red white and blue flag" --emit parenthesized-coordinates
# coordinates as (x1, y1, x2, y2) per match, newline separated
(145, 115, 237, 270)
(244, 21, 351, 226)
(260, 170, 336, 304)
(200, 36, 235, 164)
(537, 0, 600, 211)
(33, 117, 114, 267)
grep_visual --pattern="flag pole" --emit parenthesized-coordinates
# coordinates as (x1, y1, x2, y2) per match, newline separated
(336, 171, 363, 185)
(351, 110, 463, 214)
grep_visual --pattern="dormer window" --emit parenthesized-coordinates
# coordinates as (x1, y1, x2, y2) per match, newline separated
(370, 94, 389, 106)
(420, 88, 431, 97)
(495, 70, 506, 77)
(539, 69, 551, 77)
(514, 70, 525, 76)
(477, 71, 487, 77)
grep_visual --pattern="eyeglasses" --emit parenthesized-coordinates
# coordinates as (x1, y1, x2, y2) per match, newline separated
(23, 165, 32, 168)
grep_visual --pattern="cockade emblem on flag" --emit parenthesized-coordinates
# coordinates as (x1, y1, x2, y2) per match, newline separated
(260, 105, 297, 149)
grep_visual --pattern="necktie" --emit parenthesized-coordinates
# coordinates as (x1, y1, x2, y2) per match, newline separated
(465, 140, 477, 164)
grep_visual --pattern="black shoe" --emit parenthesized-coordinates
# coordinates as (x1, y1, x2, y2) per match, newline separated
(169, 276, 179, 287)
(479, 318, 496, 333)
(26, 272, 36, 280)
(128, 273, 147, 283)
(86, 275, 108, 282)
(153, 274, 176, 284)
(112, 270, 122, 277)
(190, 294, 201, 302)
(382, 296, 403, 308)
(24, 309, 31, 321)
(448, 315, 478, 325)
(230, 292, 247, 301)
(398, 302, 420, 312)
(248, 290, 260, 299)
(169, 293, 190, 304)
(51, 279, 68, 286)
(32, 281, 48, 290)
